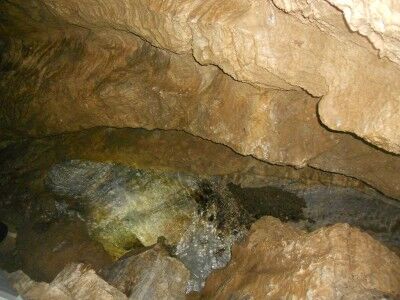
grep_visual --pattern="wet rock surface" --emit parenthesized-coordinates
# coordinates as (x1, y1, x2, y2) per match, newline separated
(45, 160, 252, 291)
(46, 160, 201, 257)
(201, 216, 400, 299)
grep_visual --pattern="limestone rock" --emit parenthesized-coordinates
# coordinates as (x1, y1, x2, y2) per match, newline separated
(2, 0, 400, 199)
(201, 216, 400, 299)
(22, 0, 400, 154)
(1, 27, 400, 201)
(328, 0, 400, 65)
(103, 242, 190, 300)
(7, 263, 127, 300)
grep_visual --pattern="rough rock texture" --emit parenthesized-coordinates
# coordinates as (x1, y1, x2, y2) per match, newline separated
(330, 0, 400, 64)
(7, 263, 127, 300)
(1, 30, 400, 201)
(201, 217, 400, 299)
(272, 0, 400, 65)
(0, 1, 400, 203)
(5, 0, 398, 154)
(103, 242, 190, 300)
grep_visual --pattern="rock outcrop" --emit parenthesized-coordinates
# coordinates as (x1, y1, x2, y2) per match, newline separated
(201, 216, 400, 299)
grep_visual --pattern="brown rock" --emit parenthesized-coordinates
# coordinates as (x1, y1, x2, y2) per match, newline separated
(201, 216, 400, 299)
(103, 242, 190, 300)
(21, 0, 400, 154)
(1, 1, 400, 201)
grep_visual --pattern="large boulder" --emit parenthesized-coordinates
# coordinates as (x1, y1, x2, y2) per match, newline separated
(201, 216, 400, 299)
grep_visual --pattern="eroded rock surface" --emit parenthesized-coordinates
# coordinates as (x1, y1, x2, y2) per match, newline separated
(3, 0, 398, 153)
(0, 1, 400, 203)
(201, 216, 400, 299)
(16, 217, 112, 282)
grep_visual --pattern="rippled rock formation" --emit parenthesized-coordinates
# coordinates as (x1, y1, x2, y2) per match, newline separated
(201, 216, 400, 299)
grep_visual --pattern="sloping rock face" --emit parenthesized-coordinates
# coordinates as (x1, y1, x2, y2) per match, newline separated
(7, 263, 127, 300)
(201, 216, 400, 299)
(0, 1, 400, 201)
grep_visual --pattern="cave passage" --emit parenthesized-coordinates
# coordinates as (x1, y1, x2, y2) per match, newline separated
(0, 127, 399, 298)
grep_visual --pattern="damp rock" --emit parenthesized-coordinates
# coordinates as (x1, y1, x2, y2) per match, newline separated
(174, 217, 244, 293)
(7, 263, 127, 300)
(46, 160, 201, 257)
(175, 182, 250, 292)
(227, 183, 305, 221)
(103, 241, 189, 300)
(266, 183, 400, 250)
(201, 216, 400, 299)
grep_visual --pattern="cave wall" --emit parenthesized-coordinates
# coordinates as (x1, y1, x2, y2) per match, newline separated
(0, 0, 399, 200)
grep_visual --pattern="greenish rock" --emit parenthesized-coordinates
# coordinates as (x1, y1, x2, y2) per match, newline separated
(46, 160, 201, 258)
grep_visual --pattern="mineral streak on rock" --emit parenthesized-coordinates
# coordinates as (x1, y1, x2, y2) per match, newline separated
(45, 159, 254, 292)
(45, 160, 202, 258)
